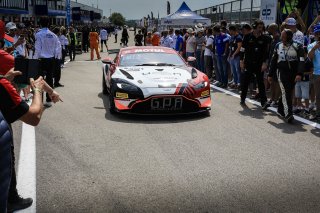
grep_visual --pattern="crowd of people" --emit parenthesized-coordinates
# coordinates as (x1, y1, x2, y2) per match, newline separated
(1, 10, 320, 212)
(133, 11, 320, 124)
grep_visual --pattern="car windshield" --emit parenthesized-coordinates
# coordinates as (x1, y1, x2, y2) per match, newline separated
(119, 53, 185, 67)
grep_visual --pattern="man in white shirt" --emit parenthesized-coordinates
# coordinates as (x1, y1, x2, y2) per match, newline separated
(169, 28, 177, 49)
(100, 27, 108, 52)
(285, 18, 304, 45)
(34, 17, 61, 107)
(160, 30, 174, 48)
(204, 28, 214, 80)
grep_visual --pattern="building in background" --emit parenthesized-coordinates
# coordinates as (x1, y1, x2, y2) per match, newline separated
(0, 0, 102, 26)
(71, 1, 102, 25)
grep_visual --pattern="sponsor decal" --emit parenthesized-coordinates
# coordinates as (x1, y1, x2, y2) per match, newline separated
(201, 90, 210, 97)
(116, 92, 129, 99)
(135, 49, 165, 53)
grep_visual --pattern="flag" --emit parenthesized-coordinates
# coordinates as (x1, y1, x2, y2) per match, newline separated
(167, 1, 171, 15)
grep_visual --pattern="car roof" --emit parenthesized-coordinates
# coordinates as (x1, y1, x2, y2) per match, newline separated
(119, 46, 177, 56)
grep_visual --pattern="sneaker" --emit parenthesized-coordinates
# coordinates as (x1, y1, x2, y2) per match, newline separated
(309, 103, 316, 111)
(304, 109, 310, 115)
(284, 114, 294, 123)
(54, 83, 64, 87)
(310, 114, 320, 121)
(293, 108, 301, 114)
(44, 102, 52, 108)
(7, 195, 33, 212)
(262, 102, 270, 110)
(270, 101, 278, 107)
(240, 100, 246, 105)
(277, 111, 285, 118)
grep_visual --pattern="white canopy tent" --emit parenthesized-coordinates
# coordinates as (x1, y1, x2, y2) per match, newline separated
(160, 2, 211, 27)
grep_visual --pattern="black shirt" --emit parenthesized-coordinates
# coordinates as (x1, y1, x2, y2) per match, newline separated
(240, 32, 271, 65)
(0, 78, 29, 124)
(69, 32, 76, 46)
(229, 34, 242, 56)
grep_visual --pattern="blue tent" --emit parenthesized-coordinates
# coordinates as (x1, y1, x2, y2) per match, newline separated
(161, 2, 211, 26)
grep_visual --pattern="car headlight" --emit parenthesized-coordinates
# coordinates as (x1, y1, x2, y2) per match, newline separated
(116, 83, 140, 93)
(193, 81, 208, 90)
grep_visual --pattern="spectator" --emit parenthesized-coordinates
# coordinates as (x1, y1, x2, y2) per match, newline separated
(160, 30, 174, 48)
(89, 28, 101, 60)
(204, 28, 214, 80)
(59, 27, 69, 68)
(267, 23, 281, 107)
(169, 28, 177, 49)
(52, 27, 63, 88)
(100, 27, 108, 52)
(174, 30, 183, 54)
(134, 30, 144, 46)
(269, 29, 305, 123)
(214, 25, 230, 88)
(13, 23, 27, 58)
(294, 49, 312, 115)
(285, 17, 304, 45)
(67, 27, 77, 61)
(228, 24, 242, 89)
(121, 27, 129, 47)
(114, 27, 118, 43)
(195, 28, 206, 72)
(240, 20, 269, 108)
(151, 31, 160, 46)
(185, 28, 196, 57)
(307, 24, 320, 122)
(82, 26, 89, 53)
(145, 32, 152, 46)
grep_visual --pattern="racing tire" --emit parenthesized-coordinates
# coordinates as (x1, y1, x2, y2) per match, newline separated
(109, 87, 116, 114)
(102, 72, 109, 95)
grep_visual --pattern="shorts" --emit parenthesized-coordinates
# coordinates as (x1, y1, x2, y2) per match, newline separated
(295, 81, 310, 99)
(101, 40, 107, 45)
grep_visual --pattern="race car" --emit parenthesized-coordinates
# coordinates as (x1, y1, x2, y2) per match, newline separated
(102, 46, 211, 114)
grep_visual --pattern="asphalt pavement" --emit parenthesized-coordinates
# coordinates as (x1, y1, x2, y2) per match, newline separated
(13, 31, 320, 213)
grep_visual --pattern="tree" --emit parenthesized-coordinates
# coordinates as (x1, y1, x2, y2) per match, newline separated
(109, 12, 126, 26)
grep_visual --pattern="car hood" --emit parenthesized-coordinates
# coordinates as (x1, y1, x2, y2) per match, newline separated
(112, 66, 193, 88)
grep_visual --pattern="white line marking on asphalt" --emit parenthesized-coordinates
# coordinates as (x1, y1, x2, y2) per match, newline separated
(211, 84, 320, 129)
(16, 59, 71, 213)
(17, 123, 36, 213)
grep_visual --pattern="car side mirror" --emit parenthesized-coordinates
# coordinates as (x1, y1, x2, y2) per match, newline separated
(102, 57, 114, 65)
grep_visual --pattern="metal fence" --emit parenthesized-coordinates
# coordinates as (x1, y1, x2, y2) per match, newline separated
(194, 0, 261, 24)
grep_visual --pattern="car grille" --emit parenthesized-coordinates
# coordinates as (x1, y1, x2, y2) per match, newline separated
(131, 96, 200, 114)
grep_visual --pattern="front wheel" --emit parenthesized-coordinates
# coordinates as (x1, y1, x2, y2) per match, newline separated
(102, 71, 109, 95)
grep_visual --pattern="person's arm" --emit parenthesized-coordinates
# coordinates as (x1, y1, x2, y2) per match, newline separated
(296, 44, 306, 81)
(308, 42, 320, 60)
(232, 41, 242, 58)
(33, 33, 41, 59)
(308, 15, 320, 33)
(268, 43, 279, 81)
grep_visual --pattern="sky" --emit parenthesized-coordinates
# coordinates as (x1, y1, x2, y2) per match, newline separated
(76, 0, 224, 20)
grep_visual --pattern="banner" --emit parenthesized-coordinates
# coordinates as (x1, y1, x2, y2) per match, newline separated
(260, 0, 278, 26)
(66, 0, 71, 26)
(167, 1, 170, 15)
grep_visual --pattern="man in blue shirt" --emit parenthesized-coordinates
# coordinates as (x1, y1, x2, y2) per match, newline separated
(308, 24, 320, 122)
(213, 25, 229, 88)
(175, 30, 183, 53)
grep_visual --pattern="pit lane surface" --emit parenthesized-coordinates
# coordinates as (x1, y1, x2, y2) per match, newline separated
(12, 32, 320, 213)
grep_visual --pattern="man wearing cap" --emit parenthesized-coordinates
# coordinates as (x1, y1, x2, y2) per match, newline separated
(307, 24, 320, 122)
(0, 21, 23, 53)
(285, 17, 304, 45)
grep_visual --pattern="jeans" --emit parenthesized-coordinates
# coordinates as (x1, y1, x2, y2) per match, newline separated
(314, 74, 320, 116)
(196, 50, 204, 72)
(204, 55, 213, 79)
(215, 55, 228, 85)
(229, 56, 241, 84)
(186, 52, 195, 57)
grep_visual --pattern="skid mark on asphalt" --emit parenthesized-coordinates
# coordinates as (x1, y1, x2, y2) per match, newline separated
(211, 84, 320, 129)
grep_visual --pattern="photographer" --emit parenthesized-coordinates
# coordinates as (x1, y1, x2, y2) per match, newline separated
(1, 37, 62, 212)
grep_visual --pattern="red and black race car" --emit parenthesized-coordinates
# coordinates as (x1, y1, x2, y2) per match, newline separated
(102, 46, 211, 114)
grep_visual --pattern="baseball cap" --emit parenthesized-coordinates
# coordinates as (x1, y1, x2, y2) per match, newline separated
(0, 20, 14, 42)
(187, 28, 194, 33)
(314, 24, 320, 34)
(5, 22, 16, 30)
(286, 18, 296, 26)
